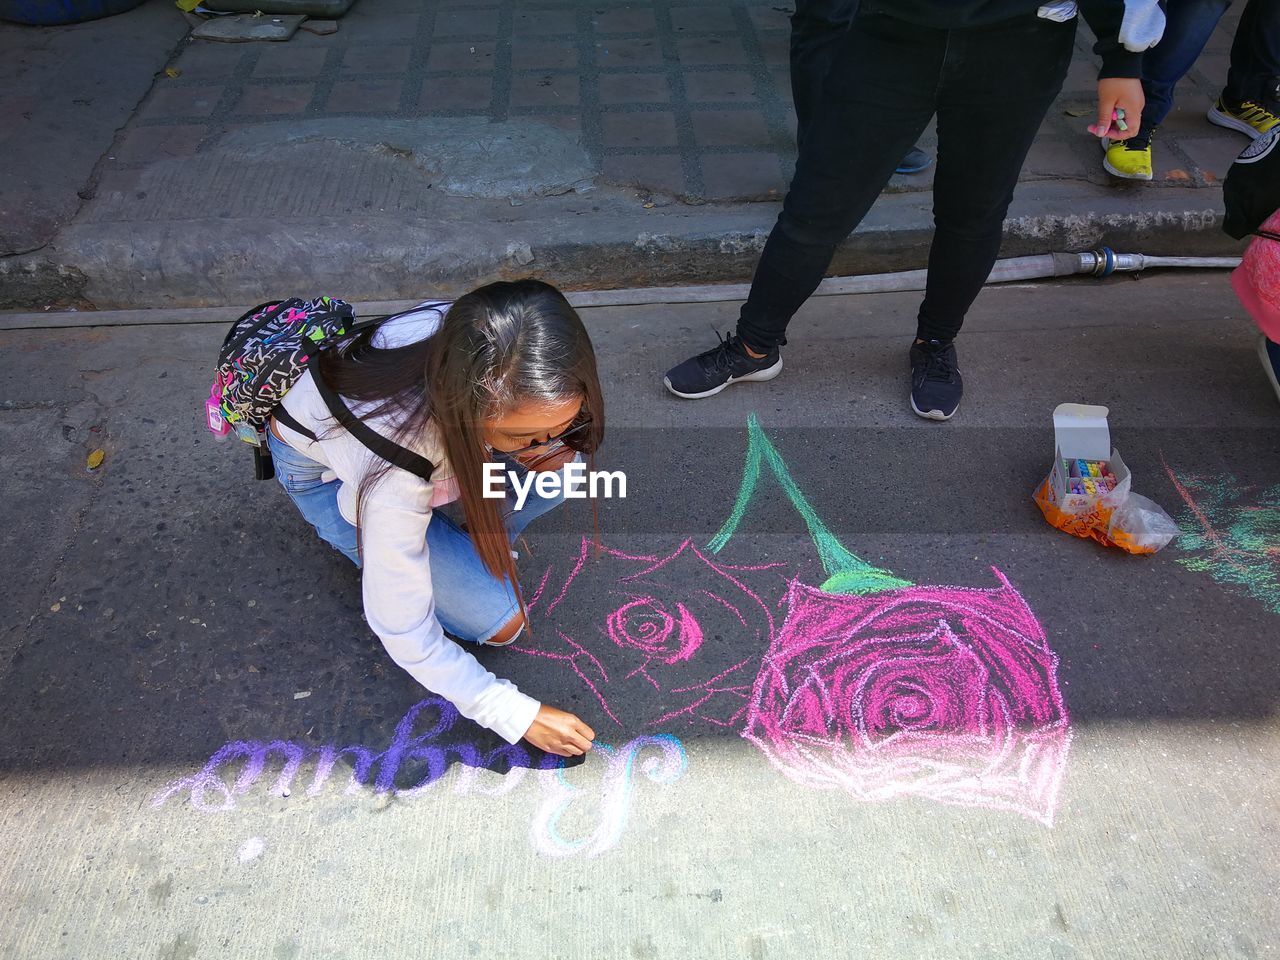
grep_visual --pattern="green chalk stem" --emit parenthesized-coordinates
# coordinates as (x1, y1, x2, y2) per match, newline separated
(707, 414, 912, 594)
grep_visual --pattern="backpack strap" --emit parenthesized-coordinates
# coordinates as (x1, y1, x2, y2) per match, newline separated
(309, 363, 436, 482)
(272, 406, 318, 443)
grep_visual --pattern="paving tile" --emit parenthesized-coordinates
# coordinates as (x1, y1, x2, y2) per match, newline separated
(136, 85, 224, 121)
(602, 154, 687, 195)
(746, 5, 792, 32)
(603, 111, 679, 148)
(340, 14, 422, 42)
(768, 66, 792, 99)
(326, 78, 404, 112)
(111, 123, 209, 163)
(417, 74, 493, 112)
(691, 109, 772, 147)
(513, 8, 577, 35)
(1179, 134, 1248, 181)
(232, 83, 315, 116)
(525, 113, 582, 135)
(676, 37, 749, 66)
(700, 152, 786, 199)
(1192, 51, 1230, 88)
(512, 40, 579, 70)
(252, 46, 330, 78)
(670, 6, 738, 33)
(756, 31, 789, 66)
(1063, 55, 1098, 92)
(599, 73, 671, 104)
(427, 41, 498, 72)
(684, 71, 757, 103)
(510, 74, 580, 107)
(1022, 137, 1092, 179)
(592, 9, 656, 33)
(106, 0, 1225, 220)
(342, 45, 413, 74)
(596, 37, 664, 67)
(433, 8, 500, 37)
(172, 42, 244, 81)
(277, 28, 339, 49)
(1158, 91, 1219, 138)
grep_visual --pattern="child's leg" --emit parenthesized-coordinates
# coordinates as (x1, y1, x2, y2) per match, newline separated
(425, 511, 526, 645)
(418, 457, 573, 645)
(737, 12, 943, 351)
(266, 431, 360, 565)
(1141, 0, 1231, 129)
(916, 12, 1076, 344)
(501, 454, 575, 541)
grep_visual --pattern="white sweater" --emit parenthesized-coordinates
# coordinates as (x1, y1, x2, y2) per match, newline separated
(274, 302, 541, 745)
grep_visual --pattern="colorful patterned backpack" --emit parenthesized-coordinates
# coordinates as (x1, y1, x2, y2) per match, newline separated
(206, 297, 437, 483)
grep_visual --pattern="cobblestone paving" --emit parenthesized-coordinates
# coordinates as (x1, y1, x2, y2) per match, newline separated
(116, 0, 1249, 201)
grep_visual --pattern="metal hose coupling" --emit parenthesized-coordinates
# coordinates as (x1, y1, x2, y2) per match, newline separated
(1079, 247, 1125, 277)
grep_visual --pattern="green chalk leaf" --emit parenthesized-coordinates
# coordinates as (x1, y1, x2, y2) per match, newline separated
(820, 568, 912, 596)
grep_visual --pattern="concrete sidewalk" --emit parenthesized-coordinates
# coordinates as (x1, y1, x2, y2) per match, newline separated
(0, 0, 1256, 310)
(1, 276, 1278, 959)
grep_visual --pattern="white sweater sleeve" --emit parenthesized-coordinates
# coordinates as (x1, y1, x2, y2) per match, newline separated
(358, 486, 541, 745)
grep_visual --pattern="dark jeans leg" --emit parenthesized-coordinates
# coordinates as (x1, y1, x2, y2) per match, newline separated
(916, 12, 1076, 343)
(790, 0, 858, 148)
(1224, 0, 1280, 103)
(1141, 0, 1232, 129)
(739, 13, 943, 350)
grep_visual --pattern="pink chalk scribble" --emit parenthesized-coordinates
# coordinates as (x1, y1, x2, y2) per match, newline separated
(516, 538, 790, 731)
(743, 571, 1072, 826)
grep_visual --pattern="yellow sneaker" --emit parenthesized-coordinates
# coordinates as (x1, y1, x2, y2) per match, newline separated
(1207, 96, 1279, 139)
(1102, 132, 1153, 181)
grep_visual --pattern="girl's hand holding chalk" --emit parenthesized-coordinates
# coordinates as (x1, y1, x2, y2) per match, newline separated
(524, 704, 596, 757)
(1089, 77, 1144, 140)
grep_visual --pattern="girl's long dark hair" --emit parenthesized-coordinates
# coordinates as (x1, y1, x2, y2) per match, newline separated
(317, 279, 604, 598)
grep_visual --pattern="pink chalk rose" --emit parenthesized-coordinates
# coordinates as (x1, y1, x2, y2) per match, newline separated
(743, 570, 1072, 825)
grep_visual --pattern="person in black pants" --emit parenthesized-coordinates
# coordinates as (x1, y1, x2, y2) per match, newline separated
(1207, 0, 1280, 136)
(665, 1, 1147, 421)
(791, 0, 932, 172)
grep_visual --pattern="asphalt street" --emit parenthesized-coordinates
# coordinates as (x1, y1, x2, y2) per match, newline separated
(1, 274, 1277, 959)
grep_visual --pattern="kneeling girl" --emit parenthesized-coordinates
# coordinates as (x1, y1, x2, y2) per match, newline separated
(267, 279, 600, 758)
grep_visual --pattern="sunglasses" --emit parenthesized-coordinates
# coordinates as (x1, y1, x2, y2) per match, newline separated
(488, 418, 592, 468)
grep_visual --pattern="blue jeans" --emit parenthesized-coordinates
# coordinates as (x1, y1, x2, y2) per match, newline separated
(266, 431, 568, 645)
(1142, 0, 1232, 130)
(1142, 0, 1280, 128)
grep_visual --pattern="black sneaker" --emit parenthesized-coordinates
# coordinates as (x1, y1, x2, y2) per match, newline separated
(664, 331, 783, 399)
(909, 339, 963, 420)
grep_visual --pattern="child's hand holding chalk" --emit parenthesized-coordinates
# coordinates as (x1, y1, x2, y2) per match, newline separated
(1090, 78, 1144, 140)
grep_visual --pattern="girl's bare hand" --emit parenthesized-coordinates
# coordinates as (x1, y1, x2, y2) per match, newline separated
(1089, 78, 1145, 140)
(523, 704, 596, 757)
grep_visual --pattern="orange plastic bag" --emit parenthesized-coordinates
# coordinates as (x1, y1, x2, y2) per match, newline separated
(1034, 480, 1178, 555)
